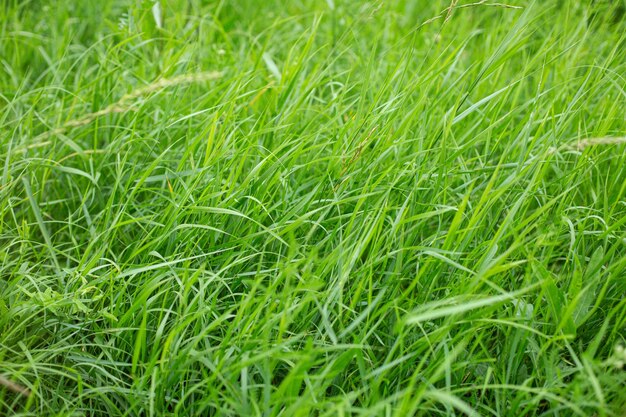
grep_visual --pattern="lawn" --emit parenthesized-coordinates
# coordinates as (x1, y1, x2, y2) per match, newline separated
(1, 0, 625, 415)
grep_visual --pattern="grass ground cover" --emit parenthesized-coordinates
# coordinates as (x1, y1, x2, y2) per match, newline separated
(1, 0, 625, 415)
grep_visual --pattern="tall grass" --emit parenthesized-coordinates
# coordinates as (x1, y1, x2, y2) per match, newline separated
(1, 0, 625, 415)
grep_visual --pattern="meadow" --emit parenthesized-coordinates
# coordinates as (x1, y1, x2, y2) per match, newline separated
(1, 0, 625, 415)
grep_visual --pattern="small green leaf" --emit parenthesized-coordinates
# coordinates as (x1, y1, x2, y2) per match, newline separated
(0, 299, 8, 317)
(571, 247, 604, 327)
(539, 266, 575, 336)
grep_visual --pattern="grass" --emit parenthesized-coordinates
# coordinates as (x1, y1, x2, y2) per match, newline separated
(1, 0, 625, 415)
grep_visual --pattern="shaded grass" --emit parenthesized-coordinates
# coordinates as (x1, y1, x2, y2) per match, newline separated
(1, 0, 625, 415)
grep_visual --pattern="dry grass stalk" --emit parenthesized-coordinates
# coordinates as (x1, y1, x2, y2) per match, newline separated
(548, 137, 626, 154)
(0, 375, 31, 397)
(33, 71, 223, 143)
(575, 136, 626, 150)
(420, 0, 522, 28)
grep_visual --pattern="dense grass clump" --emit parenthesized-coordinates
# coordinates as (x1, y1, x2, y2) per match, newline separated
(1, 0, 625, 415)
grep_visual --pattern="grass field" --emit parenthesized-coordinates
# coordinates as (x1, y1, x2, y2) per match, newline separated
(1, 0, 626, 415)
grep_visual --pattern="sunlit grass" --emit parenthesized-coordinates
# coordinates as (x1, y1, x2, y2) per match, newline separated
(1, 0, 625, 415)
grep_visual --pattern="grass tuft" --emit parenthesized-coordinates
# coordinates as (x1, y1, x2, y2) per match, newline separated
(1, 0, 625, 416)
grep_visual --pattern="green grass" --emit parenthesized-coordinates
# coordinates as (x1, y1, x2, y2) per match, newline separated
(1, 0, 626, 415)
